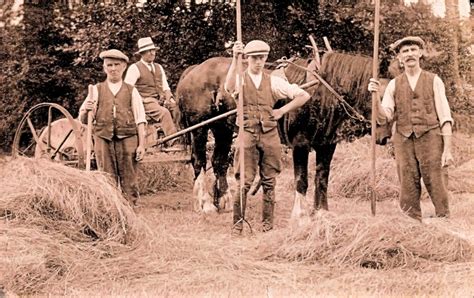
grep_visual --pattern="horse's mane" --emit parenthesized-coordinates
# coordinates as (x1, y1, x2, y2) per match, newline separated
(317, 52, 372, 110)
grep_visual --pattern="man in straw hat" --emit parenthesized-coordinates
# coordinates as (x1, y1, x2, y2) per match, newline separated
(125, 37, 178, 141)
(79, 49, 146, 206)
(225, 40, 311, 233)
(368, 36, 454, 221)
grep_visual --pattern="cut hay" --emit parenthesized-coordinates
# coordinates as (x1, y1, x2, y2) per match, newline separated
(258, 211, 471, 269)
(0, 157, 153, 294)
(136, 162, 193, 195)
(329, 138, 399, 201)
(0, 157, 145, 243)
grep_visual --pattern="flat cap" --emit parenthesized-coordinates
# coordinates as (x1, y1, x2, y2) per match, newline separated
(99, 49, 129, 63)
(244, 40, 270, 56)
(390, 36, 425, 53)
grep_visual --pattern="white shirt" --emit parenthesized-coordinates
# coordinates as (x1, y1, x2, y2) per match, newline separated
(380, 73, 453, 127)
(78, 80, 147, 125)
(226, 71, 307, 100)
(124, 59, 171, 92)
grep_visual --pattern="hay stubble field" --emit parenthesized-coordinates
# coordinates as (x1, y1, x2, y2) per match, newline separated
(0, 133, 473, 297)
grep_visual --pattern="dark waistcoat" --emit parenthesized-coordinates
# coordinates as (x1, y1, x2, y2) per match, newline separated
(242, 72, 277, 132)
(394, 70, 439, 138)
(94, 81, 137, 140)
(135, 61, 164, 99)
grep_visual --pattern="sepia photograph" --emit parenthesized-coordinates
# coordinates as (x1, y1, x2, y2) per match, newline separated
(0, 0, 473, 296)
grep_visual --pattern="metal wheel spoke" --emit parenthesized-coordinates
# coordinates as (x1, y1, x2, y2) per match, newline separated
(26, 116, 45, 152)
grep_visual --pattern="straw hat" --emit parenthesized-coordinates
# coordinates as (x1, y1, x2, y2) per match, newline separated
(390, 36, 425, 53)
(99, 49, 129, 63)
(244, 40, 270, 56)
(136, 37, 159, 54)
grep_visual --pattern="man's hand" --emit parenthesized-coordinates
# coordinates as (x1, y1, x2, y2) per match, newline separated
(136, 145, 145, 162)
(232, 41, 244, 58)
(441, 149, 454, 167)
(368, 78, 380, 93)
(271, 108, 284, 121)
(164, 97, 176, 109)
(84, 101, 95, 111)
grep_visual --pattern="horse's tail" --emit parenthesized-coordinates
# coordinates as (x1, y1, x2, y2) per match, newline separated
(174, 92, 192, 147)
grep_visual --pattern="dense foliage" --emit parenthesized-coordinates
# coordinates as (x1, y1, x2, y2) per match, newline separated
(0, 1, 471, 150)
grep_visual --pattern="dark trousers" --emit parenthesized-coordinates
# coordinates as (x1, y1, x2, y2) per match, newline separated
(94, 135, 139, 203)
(233, 126, 281, 229)
(393, 128, 450, 220)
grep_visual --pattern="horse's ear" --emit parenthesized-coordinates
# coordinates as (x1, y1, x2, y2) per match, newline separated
(388, 58, 403, 78)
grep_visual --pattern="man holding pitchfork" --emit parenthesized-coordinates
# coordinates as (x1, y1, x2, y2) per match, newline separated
(78, 49, 147, 206)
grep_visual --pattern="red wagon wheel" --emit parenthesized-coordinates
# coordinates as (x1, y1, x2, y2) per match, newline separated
(12, 103, 86, 169)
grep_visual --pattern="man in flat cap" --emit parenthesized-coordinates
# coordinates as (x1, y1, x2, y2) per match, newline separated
(124, 37, 178, 142)
(369, 36, 454, 221)
(79, 49, 147, 206)
(225, 40, 311, 233)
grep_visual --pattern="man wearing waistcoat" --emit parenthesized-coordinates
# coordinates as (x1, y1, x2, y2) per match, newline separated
(79, 49, 147, 206)
(225, 40, 311, 233)
(368, 36, 454, 221)
(124, 37, 178, 139)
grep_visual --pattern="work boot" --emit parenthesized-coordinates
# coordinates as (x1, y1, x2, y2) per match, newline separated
(232, 188, 247, 234)
(262, 191, 275, 232)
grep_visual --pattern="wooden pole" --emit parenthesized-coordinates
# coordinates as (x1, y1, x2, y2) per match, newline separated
(236, 0, 247, 229)
(370, 0, 381, 216)
(86, 84, 94, 172)
(154, 79, 319, 147)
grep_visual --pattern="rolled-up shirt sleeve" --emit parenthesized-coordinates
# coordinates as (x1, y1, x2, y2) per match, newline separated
(131, 87, 147, 125)
(270, 75, 307, 99)
(379, 79, 396, 124)
(78, 85, 99, 123)
(124, 64, 140, 86)
(158, 65, 171, 92)
(433, 75, 453, 127)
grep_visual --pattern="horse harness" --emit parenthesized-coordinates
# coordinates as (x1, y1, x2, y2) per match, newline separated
(279, 57, 369, 124)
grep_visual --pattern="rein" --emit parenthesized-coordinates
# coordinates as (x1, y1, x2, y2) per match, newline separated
(279, 57, 369, 123)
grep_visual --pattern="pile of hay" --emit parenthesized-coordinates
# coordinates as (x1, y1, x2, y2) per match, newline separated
(0, 157, 144, 243)
(0, 157, 150, 294)
(329, 138, 399, 201)
(257, 211, 471, 269)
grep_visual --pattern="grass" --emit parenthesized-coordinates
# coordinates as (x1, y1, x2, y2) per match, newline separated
(0, 132, 473, 297)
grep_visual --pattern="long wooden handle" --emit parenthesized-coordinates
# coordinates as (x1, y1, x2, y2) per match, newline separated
(236, 0, 246, 215)
(370, 0, 381, 216)
(86, 84, 94, 171)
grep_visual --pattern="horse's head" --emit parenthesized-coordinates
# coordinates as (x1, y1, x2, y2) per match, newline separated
(272, 57, 320, 98)
(375, 121, 393, 145)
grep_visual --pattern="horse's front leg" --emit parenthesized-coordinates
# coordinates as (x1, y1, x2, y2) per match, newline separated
(210, 123, 234, 212)
(290, 141, 311, 226)
(314, 143, 337, 211)
(190, 127, 208, 179)
(191, 127, 216, 213)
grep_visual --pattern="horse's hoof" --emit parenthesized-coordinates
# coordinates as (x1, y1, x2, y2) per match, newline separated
(218, 191, 233, 213)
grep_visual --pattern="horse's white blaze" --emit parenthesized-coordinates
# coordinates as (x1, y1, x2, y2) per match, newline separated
(193, 171, 217, 214)
(290, 191, 311, 227)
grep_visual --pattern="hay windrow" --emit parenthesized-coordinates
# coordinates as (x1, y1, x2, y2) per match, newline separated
(257, 211, 472, 269)
(0, 157, 146, 244)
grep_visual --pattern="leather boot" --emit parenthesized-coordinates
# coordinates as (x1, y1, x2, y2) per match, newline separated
(262, 191, 275, 232)
(232, 188, 247, 234)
